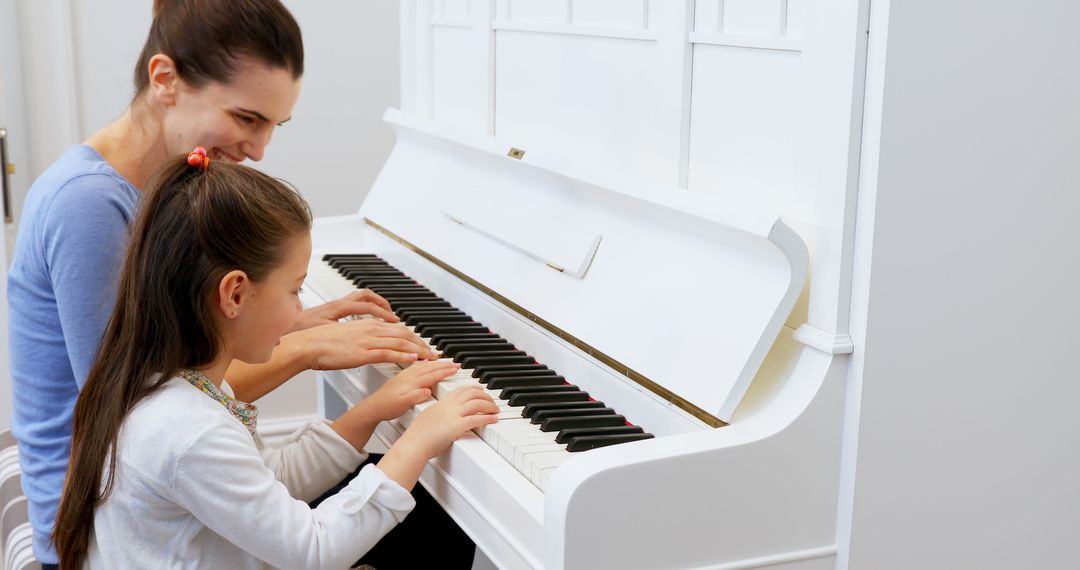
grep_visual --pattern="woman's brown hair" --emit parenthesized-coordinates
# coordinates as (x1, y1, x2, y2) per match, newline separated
(134, 0, 304, 96)
(52, 158, 311, 568)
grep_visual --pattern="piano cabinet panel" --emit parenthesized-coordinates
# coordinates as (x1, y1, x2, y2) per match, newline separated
(543, 349, 846, 570)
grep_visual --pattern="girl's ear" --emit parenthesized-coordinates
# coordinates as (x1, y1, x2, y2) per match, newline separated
(147, 54, 180, 107)
(217, 270, 250, 319)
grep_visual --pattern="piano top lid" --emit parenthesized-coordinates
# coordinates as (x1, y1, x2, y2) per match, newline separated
(360, 109, 809, 425)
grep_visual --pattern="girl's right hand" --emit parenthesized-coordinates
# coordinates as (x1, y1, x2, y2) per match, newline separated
(400, 386, 499, 459)
(377, 386, 498, 491)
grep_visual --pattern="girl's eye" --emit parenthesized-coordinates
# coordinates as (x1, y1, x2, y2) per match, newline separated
(294, 287, 304, 295)
(236, 114, 256, 126)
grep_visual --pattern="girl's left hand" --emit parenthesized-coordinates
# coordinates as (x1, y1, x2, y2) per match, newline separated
(289, 289, 398, 332)
(358, 360, 461, 422)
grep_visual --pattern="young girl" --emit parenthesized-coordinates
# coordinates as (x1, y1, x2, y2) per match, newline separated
(52, 154, 499, 568)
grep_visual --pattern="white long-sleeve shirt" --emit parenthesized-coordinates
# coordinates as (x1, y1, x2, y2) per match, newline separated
(87, 377, 415, 569)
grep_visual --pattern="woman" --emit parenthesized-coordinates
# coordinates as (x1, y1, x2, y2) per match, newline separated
(6, 1, 432, 566)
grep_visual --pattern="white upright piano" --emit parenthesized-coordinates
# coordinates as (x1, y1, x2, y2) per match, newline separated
(303, 109, 847, 570)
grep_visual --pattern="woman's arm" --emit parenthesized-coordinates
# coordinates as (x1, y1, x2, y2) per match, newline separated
(226, 319, 435, 402)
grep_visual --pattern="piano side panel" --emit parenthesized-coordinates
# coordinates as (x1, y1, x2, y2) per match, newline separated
(544, 346, 846, 569)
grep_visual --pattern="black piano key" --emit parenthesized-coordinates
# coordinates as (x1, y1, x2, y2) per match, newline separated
(442, 343, 515, 358)
(507, 391, 591, 407)
(540, 414, 626, 432)
(388, 300, 452, 310)
(566, 433, 654, 452)
(452, 349, 526, 364)
(416, 324, 489, 337)
(555, 425, 643, 445)
(355, 278, 418, 288)
(349, 273, 412, 281)
(397, 308, 465, 319)
(399, 308, 466, 317)
(380, 293, 441, 301)
(375, 288, 437, 296)
(532, 407, 618, 425)
(521, 400, 607, 419)
(325, 254, 381, 266)
(437, 338, 510, 351)
(406, 315, 475, 327)
(431, 332, 502, 346)
(499, 384, 579, 400)
(369, 284, 430, 291)
(486, 375, 566, 390)
(325, 253, 381, 259)
(340, 268, 401, 275)
(461, 355, 535, 369)
(473, 363, 550, 380)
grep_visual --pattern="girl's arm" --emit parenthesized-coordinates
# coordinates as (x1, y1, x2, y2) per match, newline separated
(259, 361, 458, 500)
(226, 319, 435, 402)
(171, 386, 497, 568)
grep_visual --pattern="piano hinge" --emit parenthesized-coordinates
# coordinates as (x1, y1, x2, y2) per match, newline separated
(507, 147, 526, 160)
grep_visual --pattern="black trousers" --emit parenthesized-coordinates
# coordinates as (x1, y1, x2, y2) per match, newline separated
(309, 454, 477, 569)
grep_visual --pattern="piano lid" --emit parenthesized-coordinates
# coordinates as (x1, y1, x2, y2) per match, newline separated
(359, 109, 808, 425)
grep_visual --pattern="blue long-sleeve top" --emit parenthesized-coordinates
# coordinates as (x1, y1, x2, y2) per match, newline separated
(7, 144, 139, 564)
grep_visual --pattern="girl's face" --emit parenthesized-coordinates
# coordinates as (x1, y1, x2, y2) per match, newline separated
(230, 233, 312, 364)
(162, 59, 301, 163)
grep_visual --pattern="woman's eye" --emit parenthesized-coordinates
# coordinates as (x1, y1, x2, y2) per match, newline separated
(236, 114, 256, 126)
(294, 287, 304, 295)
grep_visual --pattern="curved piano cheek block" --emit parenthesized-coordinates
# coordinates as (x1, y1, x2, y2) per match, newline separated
(542, 353, 847, 570)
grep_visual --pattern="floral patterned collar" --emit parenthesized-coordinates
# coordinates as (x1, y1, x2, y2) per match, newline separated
(179, 369, 258, 436)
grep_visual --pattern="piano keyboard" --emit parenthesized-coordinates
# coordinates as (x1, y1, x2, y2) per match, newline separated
(321, 253, 655, 491)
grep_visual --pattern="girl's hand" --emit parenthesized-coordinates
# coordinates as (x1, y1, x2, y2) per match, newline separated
(397, 386, 499, 458)
(359, 360, 461, 422)
(376, 386, 498, 491)
(288, 289, 398, 333)
(289, 319, 435, 370)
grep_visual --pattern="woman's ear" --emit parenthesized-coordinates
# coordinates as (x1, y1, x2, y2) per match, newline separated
(147, 54, 180, 106)
(217, 270, 250, 320)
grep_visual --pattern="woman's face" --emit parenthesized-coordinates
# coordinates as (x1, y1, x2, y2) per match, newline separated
(230, 233, 312, 364)
(162, 60, 301, 163)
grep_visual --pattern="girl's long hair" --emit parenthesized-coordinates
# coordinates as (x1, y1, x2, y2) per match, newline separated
(52, 158, 311, 568)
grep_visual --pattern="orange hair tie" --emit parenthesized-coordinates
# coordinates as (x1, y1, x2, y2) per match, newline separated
(186, 146, 209, 170)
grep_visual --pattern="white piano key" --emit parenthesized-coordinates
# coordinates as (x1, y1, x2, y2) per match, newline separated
(513, 442, 566, 472)
(526, 450, 570, 488)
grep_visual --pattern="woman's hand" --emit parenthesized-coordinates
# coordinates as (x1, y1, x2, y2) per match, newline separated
(358, 360, 462, 422)
(287, 319, 435, 371)
(289, 290, 397, 333)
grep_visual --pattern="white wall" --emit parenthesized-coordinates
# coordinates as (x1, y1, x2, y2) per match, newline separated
(845, 0, 1080, 568)
(11, 1, 400, 422)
